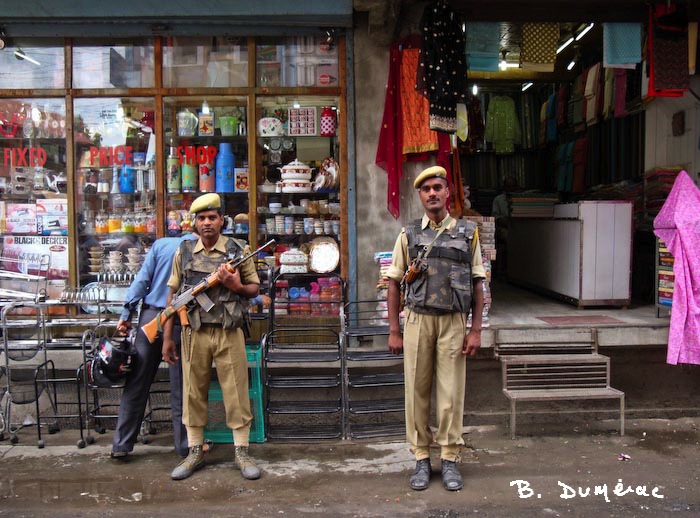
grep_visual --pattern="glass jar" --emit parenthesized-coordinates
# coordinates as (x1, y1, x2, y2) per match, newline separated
(121, 211, 134, 233)
(95, 211, 108, 234)
(108, 210, 122, 233)
(133, 212, 146, 233)
(146, 213, 157, 234)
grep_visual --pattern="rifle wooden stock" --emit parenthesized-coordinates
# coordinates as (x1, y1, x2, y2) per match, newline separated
(141, 239, 275, 344)
(141, 311, 167, 344)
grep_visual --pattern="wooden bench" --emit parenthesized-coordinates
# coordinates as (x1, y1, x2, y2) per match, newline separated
(494, 328, 598, 358)
(501, 353, 625, 439)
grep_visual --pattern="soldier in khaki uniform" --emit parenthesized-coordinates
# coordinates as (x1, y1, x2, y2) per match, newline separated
(386, 166, 485, 492)
(162, 193, 262, 481)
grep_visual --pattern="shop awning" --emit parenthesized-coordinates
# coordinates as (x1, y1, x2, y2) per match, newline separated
(1, 0, 353, 37)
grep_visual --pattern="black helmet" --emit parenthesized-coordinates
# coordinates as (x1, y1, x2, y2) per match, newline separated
(87, 336, 136, 387)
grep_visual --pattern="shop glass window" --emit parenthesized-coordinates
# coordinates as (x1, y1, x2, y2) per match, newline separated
(0, 40, 65, 90)
(73, 39, 154, 89)
(256, 36, 339, 88)
(73, 97, 157, 285)
(0, 97, 68, 287)
(163, 37, 248, 88)
(162, 95, 248, 235)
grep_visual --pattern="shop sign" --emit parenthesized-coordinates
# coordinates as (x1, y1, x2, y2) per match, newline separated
(88, 146, 134, 167)
(176, 145, 218, 165)
(85, 145, 217, 167)
(2, 147, 48, 167)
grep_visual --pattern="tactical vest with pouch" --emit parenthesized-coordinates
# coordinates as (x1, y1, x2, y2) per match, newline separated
(404, 219, 477, 315)
(178, 237, 250, 331)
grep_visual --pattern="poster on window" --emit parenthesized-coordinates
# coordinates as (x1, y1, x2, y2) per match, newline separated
(1, 235, 69, 279)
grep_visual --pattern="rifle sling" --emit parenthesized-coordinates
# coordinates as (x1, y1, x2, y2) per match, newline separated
(409, 224, 448, 260)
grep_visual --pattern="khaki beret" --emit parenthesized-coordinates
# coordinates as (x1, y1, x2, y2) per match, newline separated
(414, 165, 447, 189)
(190, 193, 221, 214)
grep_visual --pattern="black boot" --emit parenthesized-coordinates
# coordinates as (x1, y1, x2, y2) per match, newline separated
(409, 458, 431, 490)
(441, 459, 463, 491)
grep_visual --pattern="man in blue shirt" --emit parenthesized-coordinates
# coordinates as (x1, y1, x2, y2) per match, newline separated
(111, 233, 198, 459)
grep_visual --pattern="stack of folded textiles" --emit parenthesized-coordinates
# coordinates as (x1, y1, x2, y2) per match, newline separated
(510, 192, 560, 218)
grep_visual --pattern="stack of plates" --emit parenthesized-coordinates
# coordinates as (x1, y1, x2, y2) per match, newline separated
(312, 157, 340, 191)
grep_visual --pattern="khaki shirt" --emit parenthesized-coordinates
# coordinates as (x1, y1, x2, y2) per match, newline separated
(386, 214, 486, 283)
(167, 235, 260, 291)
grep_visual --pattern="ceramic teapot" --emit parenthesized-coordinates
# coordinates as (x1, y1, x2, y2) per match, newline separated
(278, 159, 313, 178)
(177, 109, 198, 137)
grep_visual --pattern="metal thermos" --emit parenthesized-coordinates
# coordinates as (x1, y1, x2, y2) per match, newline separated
(147, 163, 156, 193)
(135, 166, 145, 194)
(166, 147, 181, 194)
(215, 143, 235, 193)
(110, 165, 121, 194)
(120, 165, 135, 194)
(199, 148, 216, 192)
(181, 162, 198, 192)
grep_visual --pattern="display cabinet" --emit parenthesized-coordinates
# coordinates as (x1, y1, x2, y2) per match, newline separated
(0, 98, 70, 301)
(73, 98, 157, 291)
(162, 97, 250, 237)
(2, 34, 346, 293)
(254, 96, 341, 266)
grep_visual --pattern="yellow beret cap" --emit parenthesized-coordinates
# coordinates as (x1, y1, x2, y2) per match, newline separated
(190, 193, 221, 214)
(413, 165, 447, 189)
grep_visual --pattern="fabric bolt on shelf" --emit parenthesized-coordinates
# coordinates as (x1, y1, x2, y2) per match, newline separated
(584, 63, 602, 126)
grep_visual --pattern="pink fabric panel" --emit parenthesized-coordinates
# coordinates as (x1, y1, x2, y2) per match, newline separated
(653, 171, 700, 365)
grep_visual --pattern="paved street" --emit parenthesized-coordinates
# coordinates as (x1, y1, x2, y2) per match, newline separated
(1, 417, 699, 517)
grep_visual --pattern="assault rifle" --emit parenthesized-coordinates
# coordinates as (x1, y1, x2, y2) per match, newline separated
(142, 239, 275, 344)
(401, 244, 429, 286)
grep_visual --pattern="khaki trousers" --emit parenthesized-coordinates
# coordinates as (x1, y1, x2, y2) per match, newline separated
(181, 326, 252, 447)
(402, 309, 467, 462)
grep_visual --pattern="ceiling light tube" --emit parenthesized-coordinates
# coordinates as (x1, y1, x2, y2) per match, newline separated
(14, 49, 40, 66)
(522, 82, 533, 92)
(575, 23, 594, 41)
(567, 60, 576, 71)
(557, 37, 574, 54)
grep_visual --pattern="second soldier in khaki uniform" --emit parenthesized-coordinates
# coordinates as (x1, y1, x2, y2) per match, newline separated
(386, 166, 485, 492)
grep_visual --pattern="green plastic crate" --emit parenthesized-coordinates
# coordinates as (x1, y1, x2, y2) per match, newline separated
(204, 344, 265, 443)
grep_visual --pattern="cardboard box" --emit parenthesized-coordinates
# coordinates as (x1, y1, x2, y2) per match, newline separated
(37, 214, 68, 235)
(36, 198, 68, 214)
(36, 198, 68, 235)
(5, 203, 37, 234)
(234, 168, 249, 192)
(1, 235, 69, 279)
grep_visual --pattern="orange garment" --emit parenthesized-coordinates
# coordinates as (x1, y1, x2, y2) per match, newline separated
(450, 143, 465, 217)
(400, 48, 439, 154)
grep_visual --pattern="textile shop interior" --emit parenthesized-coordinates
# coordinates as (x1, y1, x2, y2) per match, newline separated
(415, 9, 697, 323)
